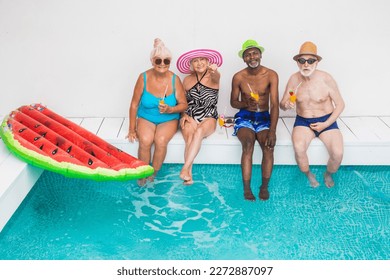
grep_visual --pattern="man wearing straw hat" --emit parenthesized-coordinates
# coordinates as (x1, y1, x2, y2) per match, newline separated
(231, 39, 279, 201)
(280, 41, 345, 188)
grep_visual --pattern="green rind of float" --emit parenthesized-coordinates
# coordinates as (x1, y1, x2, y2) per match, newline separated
(0, 118, 154, 181)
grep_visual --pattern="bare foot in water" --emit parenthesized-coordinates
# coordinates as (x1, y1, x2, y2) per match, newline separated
(305, 171, 320, 188)
(183, 179, 194, 185)
(259, 186, 270, 200)
(137, 178, 147, 187)
(324, 171, 335, 188)
(180, 169, 191, 181)
(180, 168, 193, 185)
(147, 175, 155, 183)
(244, 186, 256, 201)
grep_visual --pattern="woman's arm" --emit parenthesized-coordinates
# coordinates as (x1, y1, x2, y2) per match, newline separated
(208, 64, 221, 86)
(127, 73, 144, 142)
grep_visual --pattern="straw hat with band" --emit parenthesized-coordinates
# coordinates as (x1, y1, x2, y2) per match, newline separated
(293, 41, 322, 62)
(238, 39, 265, 58)
(176, 49, 223, 74)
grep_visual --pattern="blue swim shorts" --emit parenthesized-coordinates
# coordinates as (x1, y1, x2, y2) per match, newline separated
(233, 109, 271, 136)
(294, 113, 339, 137)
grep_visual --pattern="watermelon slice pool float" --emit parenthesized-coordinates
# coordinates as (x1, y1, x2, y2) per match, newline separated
(0, 104, 154, 181)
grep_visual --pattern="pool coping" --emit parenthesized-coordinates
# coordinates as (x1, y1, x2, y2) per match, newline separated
(1, 115, 390, 232)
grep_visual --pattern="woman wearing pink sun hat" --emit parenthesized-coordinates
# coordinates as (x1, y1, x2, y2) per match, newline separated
(176, 49, 223, 74)
(176, 48, 223, 185)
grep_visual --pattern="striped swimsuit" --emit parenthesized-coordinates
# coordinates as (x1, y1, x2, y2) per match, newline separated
(185, 71, 219, 122)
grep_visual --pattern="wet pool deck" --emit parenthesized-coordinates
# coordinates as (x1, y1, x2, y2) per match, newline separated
(1, 115, 390, 231)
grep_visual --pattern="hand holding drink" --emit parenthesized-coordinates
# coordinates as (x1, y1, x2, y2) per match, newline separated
(248, 83, 260, 112)
(284, 90, 296, 110)
(290, 81, 302, 103)
(285, 81, 302, 110)
(159, 84, 168, 112)
(218, 115, 225, 127)
(289, 90, 296, 103)
(250, 92, 259, 101)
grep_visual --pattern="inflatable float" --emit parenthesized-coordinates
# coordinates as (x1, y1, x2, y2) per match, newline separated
(0, 104, 154, 181)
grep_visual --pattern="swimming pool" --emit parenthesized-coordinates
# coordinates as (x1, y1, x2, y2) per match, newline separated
(0, 164, 388, 260)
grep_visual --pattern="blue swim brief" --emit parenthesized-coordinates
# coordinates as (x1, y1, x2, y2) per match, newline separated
(233, 109, 271, 136)
(294, 113, 339, 137)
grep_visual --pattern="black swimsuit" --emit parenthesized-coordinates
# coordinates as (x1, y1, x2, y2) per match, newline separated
(294, 113, 339, 137)
(185, 71, 219, 122)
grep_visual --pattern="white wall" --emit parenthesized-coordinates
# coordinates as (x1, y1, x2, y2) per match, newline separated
(1, 0, 389, 117)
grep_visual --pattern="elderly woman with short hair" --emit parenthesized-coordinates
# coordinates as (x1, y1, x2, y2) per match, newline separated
(128, 38, 188, 186)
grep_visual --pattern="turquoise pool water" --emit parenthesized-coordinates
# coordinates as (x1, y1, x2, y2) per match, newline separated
(0, 164, 389, 260)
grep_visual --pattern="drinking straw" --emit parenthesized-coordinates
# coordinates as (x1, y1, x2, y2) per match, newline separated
(162, 84, 168, 99)
(247, 83, 254, 93)
(295, 81, 302, 93)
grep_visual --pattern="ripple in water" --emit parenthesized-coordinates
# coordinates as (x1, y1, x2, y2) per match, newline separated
(0, 164, 388, 260)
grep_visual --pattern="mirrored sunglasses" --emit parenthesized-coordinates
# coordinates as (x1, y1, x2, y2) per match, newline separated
(297, 58, 317, 65)
(155, 58, 171, 65)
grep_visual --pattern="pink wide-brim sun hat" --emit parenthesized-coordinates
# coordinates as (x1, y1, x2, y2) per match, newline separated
(176, 49, 223, 74)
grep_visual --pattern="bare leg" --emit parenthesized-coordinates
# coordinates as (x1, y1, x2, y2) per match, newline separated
(136, 118, 157, 186)
(151, 119, 179, 177)
(259, 177, 270, 200)
(148, 170, 158, 183)
(257, 130, 274, 200)
(243, 180, 255, 201)
(180, 119, 195, 182)
(183, 167, 193, 185)
(237, 128, 256, 201)
(319, 129, 344, 188)
(292, 126, 319, 187)
(180, 118, 216, 184)
(305, 170, 320, 188)
(324, 170, 334, 188)
(136, 178, 147, 187)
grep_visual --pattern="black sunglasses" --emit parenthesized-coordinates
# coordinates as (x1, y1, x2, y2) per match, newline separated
(155, 58, 171, 65)
(297, 58, 317, 65)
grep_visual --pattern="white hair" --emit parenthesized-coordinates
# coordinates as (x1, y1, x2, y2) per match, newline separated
(150, 38, 172, 62)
